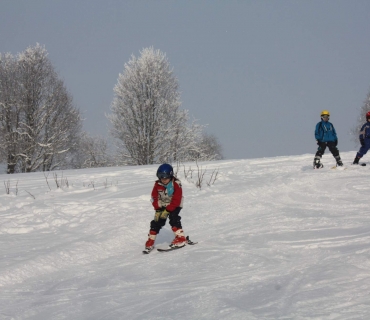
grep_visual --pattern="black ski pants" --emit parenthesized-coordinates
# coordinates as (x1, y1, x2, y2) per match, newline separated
(150, 207, 182, 233)
(315, 141, 339, 158)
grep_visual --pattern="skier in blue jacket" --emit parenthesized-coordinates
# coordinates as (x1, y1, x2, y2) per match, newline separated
(353, 111, 370, 165)
(313, 110, 343, 169)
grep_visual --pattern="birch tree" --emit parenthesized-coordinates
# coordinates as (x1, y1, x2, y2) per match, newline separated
(0, 53, 23, 173)
(0, 44, 82, 173)
(108, 47, 204, 165)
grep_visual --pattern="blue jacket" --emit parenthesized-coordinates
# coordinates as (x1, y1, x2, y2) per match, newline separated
(315, 120, 337, 142)
(359, 122, 370, 140)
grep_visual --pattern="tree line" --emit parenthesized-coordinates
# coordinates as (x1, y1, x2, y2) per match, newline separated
(0, 45, 222, 173)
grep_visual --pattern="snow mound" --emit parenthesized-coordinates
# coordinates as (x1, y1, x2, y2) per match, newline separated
(1, 152, 370, 319)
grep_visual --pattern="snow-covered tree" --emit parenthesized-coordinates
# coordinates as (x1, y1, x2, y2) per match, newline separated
(0, 44, 82, 173)
(0, 52, 25, 173)
(351, 87, 370, 145)
(108, 47, 207, 165)
(68, 132, 112, 169)
(194, 132, 223, 161)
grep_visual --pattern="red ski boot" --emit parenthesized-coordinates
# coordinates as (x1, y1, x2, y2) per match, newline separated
(143, 230, 157, 253)
(170, 227, 186, 248)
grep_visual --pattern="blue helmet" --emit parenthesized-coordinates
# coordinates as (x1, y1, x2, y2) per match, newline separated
(157, 163, 174, 179)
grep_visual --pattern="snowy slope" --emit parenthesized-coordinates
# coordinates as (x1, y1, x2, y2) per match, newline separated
(1, 152, 370, 319)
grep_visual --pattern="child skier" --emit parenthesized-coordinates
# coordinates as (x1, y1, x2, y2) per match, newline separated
(313, 110, 343, 169)
(144, 163, 187, 253)
(353, 111, 370, 165)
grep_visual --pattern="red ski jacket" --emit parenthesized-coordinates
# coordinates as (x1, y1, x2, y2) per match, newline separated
(151, 178, 183, 212)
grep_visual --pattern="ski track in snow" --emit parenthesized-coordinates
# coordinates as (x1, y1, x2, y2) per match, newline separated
(1, 153, 370, 319)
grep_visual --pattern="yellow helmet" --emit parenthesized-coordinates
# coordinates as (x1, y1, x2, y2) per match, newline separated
(321, 110, 330, 117)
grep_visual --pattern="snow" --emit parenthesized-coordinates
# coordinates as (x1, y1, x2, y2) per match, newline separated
(1, 152, 370, 319)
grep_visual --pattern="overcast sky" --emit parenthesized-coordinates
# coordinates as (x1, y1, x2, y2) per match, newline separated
(1, 0, 370, 160)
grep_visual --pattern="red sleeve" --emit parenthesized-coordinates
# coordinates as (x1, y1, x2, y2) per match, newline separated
(151, 182, 160, 210)
(166, 180, 182, 212)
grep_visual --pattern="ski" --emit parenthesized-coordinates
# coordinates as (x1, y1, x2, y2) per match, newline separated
(157, 245, 185, 252)
(157, 236, 198, 253)
(186, 236, 198, 245)
(331, 166, 347, 170)
(142, 247, 154, 254)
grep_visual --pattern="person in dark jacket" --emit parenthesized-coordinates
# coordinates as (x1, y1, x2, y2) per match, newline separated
(144, 163, 186, 252)
(353, 111, 370, 165)
(313, 110, 343, 169)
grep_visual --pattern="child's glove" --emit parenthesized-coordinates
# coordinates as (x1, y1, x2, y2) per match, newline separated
(154, 208, 169, 221)
(360, 138, 365, 146)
